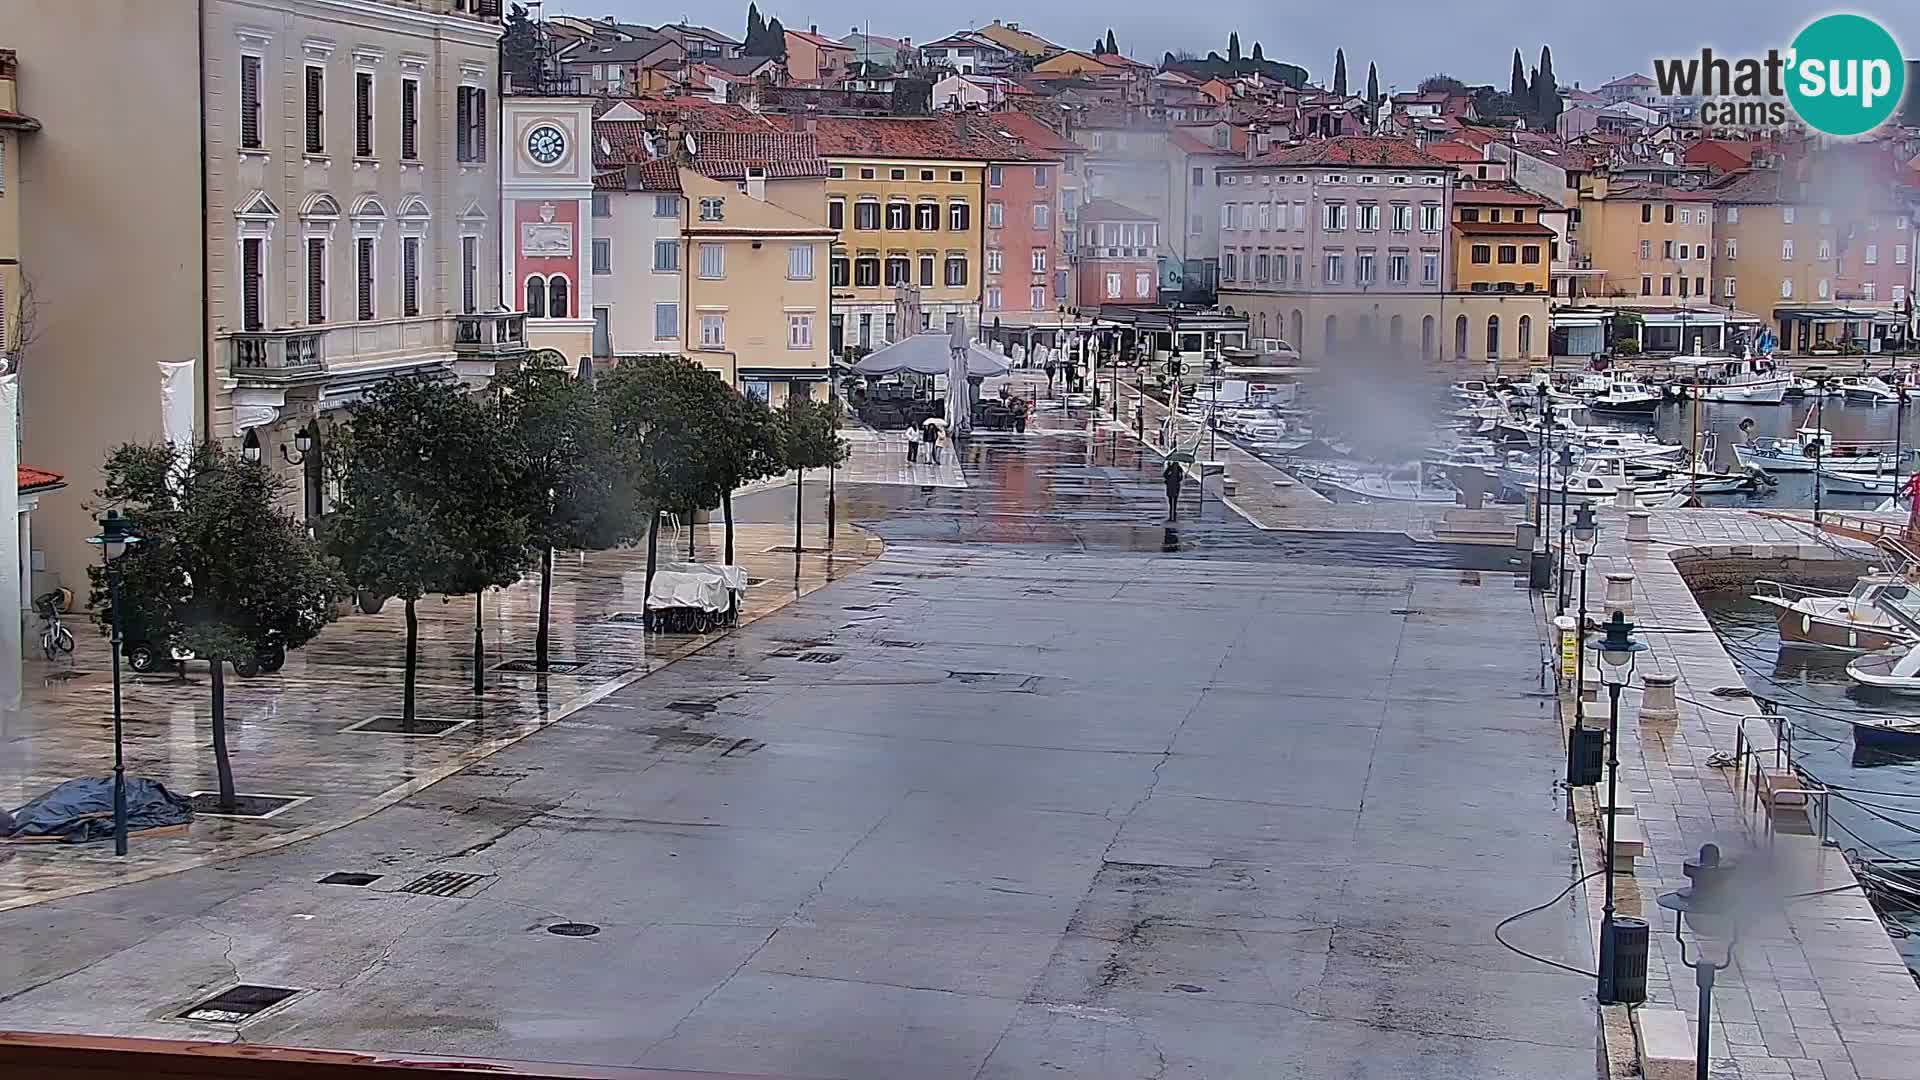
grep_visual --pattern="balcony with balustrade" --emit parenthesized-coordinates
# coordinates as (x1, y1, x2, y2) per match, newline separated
(454, 311, 529, 367)
(229, 329, 327, 385)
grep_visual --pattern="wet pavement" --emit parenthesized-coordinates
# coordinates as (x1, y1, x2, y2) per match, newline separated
(0, 383, 1596, 1079)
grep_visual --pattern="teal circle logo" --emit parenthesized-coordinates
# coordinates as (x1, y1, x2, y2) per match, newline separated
(1786, 14, 1905, 137)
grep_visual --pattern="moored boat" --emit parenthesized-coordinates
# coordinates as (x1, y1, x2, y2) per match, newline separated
(1751, 575, 1916, 653)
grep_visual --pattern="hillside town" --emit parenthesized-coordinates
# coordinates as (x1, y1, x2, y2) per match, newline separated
(9, 5, 1920, 1080)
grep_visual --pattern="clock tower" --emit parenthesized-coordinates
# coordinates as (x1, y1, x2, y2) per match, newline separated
(501, 96, 595, 363)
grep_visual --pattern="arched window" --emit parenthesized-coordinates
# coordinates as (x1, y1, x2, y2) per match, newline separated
(1290, 309, 1303, 346)
(1454, 314, 1468, 358)
(1422, 315, 1435, 361)
(548, 275, 570, 319)
(525, 275, 547, 318)
(1518, 315, 1533, 358)
(1486, 315, 1501, 359)
(1389, 314, 1404, 353)
(1324, 314, 1338, 352)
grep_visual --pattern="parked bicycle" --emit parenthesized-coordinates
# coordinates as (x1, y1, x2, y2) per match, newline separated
(36, 587, 74, 661)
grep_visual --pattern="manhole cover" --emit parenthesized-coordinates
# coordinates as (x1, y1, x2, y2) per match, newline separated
(547, 922, 601, 937)
(399, 871, 490, 898)
(794, 651, 840, 664)
(179, 984, 300, 1024)
(666, 700, 718, 717)
(343, 716, 472, 737)
(318, 872, 381, 887)
(188, 792, 307, 819)
(492, 658, 591, 674)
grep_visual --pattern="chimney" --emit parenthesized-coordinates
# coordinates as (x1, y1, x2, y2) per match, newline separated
(624, 162, 644, 190)
(1245, 123, 1259, 160)
(746, 166, 767, 201)
(809, 24, 818, 35)
(805, 104, 819, 134)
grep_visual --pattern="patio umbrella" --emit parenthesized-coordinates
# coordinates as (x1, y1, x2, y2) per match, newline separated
(946, 317, 972, 434)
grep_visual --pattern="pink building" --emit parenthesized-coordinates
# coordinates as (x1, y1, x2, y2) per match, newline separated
(1076, 198, 1158, 305)
(983, 150, 1066, 319)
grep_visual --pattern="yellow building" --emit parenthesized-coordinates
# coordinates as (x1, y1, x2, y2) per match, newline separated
(1451, 189, 1553, 295)
(1572, 174, 1716, 304)
(678, 167, 835, 405)
(0, 49, 34, 364)
(974, 20, 1059, 59)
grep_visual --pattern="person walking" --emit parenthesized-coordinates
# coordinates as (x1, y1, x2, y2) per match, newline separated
(921, 419, 939, 466)
(906, 423, 919, 464)
(1163, 458, 1184, 521)
(930, 423, 946, 466)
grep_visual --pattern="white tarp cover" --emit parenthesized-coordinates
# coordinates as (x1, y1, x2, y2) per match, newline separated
(647, 563, 748, 612)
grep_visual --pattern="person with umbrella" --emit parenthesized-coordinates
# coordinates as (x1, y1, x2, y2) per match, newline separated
(922, 417, 947, 466)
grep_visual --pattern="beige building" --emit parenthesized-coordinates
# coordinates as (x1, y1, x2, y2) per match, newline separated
(0, 49, 33, 369)
(1572, 174, 1716, 306)
(8, 0, 512, 596)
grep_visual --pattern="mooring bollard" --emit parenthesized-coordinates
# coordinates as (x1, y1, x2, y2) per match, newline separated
(1639, 672, 1679, 721)
(1604, 571, 1636, 618)
(1626, 510, 1652, 542)
(1614, 483, 1638, 511)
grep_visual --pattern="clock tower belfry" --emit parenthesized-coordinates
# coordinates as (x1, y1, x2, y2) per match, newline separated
(501, 96, 596, 363)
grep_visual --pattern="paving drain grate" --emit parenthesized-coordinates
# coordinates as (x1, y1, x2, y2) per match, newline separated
(875, 639, 923, 649)
(547, 922, 601, 937)
(794, 651, 840, 664)
(946, 671, 1040, 691)
(179, 984, 300, 1024)
(666, 701, 718, 717)
(318, 872, 381, 887)
(189, 792, 308, 819)
(604, 611, 649, 626)
(343, 715, 472, 737)
(492, 658, 591, 674)
(1388, 608, 1424, 616)
(399, 871, 490, 898)
(746, 577, 768, 586)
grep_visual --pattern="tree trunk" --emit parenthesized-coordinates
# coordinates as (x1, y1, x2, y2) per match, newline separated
(794, 469, 804, 572)
(723, 491, 737, 623)
(644, 514, 659, 630)
(536, 546, 553, 672)
(210, 658, 236, 811)
(472, 590, 485, 696)
(687, 506, 696, 559)
(403, 597, 418, 723)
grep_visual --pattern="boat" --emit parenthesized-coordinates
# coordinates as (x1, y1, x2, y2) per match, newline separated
(1304, 464, 1461, 504)
(1583, 377, 1664, 415)
(1847, 644, 1920, 695)
(1840, 376, 1902, 404)
(1751, 575, 1917, 653)
(1732, 409, 1906, 474)
(1815, 467, 1906, 496)
(1846, 716, 1920, 757)
(1688, 355, 1793, 405)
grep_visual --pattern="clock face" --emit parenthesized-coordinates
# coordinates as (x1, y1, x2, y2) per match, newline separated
(527, 125, 566, 165)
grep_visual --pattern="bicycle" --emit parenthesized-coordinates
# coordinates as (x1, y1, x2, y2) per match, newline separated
(37, 587, 75, 662)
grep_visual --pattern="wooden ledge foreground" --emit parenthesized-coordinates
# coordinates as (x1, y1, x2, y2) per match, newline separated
(0, 1031, 802, 1080)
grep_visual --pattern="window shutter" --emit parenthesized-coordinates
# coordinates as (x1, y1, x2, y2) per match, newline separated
(307, 238, 326, 323)
(355, 72, 372, 157)
(357, 237, 374, 319)
(461, 236, 477, 313)
(305, 67, 324, 153)
(240, 56, 262, 149)
(241, 239, 263, 331)
(473, 90, 487, 162)
(401, 80, 418, 160)
(456, 88, 471, 161)
(402, 238, 419, 316)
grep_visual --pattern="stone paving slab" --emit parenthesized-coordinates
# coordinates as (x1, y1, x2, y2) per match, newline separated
(0, 523, 878, 913)
(1558, 506, 1920, 1080)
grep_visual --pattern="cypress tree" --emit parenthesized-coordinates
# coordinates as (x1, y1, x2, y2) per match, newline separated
(1251, 42, 1264, 62)
(1228, 32, 1241, 63)
(1332, 49, 1347, 96)
(1366, 62, 1380, 125)
(1105, 29, 1118, 55)
(1510, 49, 1527, 101)
(1536, 46, 1561, 128)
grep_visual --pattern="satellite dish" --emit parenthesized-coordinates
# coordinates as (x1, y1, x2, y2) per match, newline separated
(684, 132, 699, 157)
(641, 131, 658, 158)
(598, 136, 611, 157)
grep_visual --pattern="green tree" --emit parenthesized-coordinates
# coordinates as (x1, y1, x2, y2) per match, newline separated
(1332, 48, 1347, 96)
(91, 442, 342, 810)
(325, 376, 527, 720)
(1228, 33, 1241, 63)
(689, 385, 784, 569)
(494, 357, 636, 673)
(1536, 46, 1562, 129)
(1510, 49, 1527, 102)
(1104, 29, 1118, 55)
(744, 3, 765, 53)
(1366, 62, 1381, 126)
(501, 3, 544, 92)
(764, 17, 788, 59)
(1419, 74, 1467, 95)
(1251, 42, 1263, 62)
(772, 396, 848, 563)
(604, 358, 729, 613)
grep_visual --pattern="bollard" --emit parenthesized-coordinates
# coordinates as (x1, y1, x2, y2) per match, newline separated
(1604, 571, 1636, 618)
(1626, 510, 1652, 542)
(1614, 482, 1638, 511)
(1639, 672, 1679, 721)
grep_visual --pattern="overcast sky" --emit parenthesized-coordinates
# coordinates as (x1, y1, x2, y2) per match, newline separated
(548, 1, 1919, 94)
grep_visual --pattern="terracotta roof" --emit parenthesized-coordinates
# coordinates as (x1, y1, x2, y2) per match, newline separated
(0, 108, 41, 131)
(594, 126, 827, 182)
(1453, 220, 1557, 237)
(1077, 197, 1153, 222)
(779, 112, 1058, 162)
(1453, 186, 1550, 206)
(1604, 180, 1716, 202)
(1252, 136, 1449, 169)
(785, 28, 853, 51)
(1603, 73, 1655, 88)
(986, 110, 1080, 155)
(1422, 141, 1483, 163)
(1094, 53, 1152, 70)
(18, 466, 64, 493)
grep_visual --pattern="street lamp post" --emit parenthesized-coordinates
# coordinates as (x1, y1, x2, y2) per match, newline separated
(1657, 845, 1740, 1080)
(1812, 378, 1829, 523)
(1572, 503, 1598, 729)
(1593, 609, 1648, 1005)
(88, 509, 142, 857)
(1556, 443, 1576, 615)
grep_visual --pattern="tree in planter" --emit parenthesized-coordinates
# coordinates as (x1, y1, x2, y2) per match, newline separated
(324, 376, 528, 720)
(773, 396, 849, 564)
(495, 356, 638, 672)
(604, 357, 731, 617)
(89, 443, 341, 811)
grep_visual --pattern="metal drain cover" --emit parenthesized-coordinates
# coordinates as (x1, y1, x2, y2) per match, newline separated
(343, 715, 471, 737)
(946, 671, 1040, 690)
(318, 872, 381, 887)
(547, 922, 601, 937)
(794, 651, 840, 664)
(179, 985, 300, 1024)
(188, 792, 306, 819)
(604, 611, 649, 626)
(399, 871, 490, 898)
(492, 658, 591, 674)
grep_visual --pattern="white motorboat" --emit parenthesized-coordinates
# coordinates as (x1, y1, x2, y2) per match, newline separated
(1732, 410, 1905, 474)
(1815, 467, 1906, 496)
(1840, 376, 1902, 404)
(1848, 644, 1920, 695)
(1753, 575, 1917, 653)
(1688, 355, 1793, 405)
(1584, 377, 1664, 415)
(1310, 464, 1461, 504)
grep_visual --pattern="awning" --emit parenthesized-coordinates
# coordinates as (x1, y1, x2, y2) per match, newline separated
(853, 334, 1011, 378)
(1774, 304, 1904, 324)
(1550, 314, 1608, 329)
(1641, 310, 1729, 327)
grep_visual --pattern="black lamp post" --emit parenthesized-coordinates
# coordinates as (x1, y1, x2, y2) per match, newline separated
(1812, 377, 1828, 523)
(1556, 443, 1576, 615)
(88, 509, 142, 857)
(1594, 609, 1648, 1005)
(1572, 502, 1598, 728)
(1657, 845, 1739, 1080)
